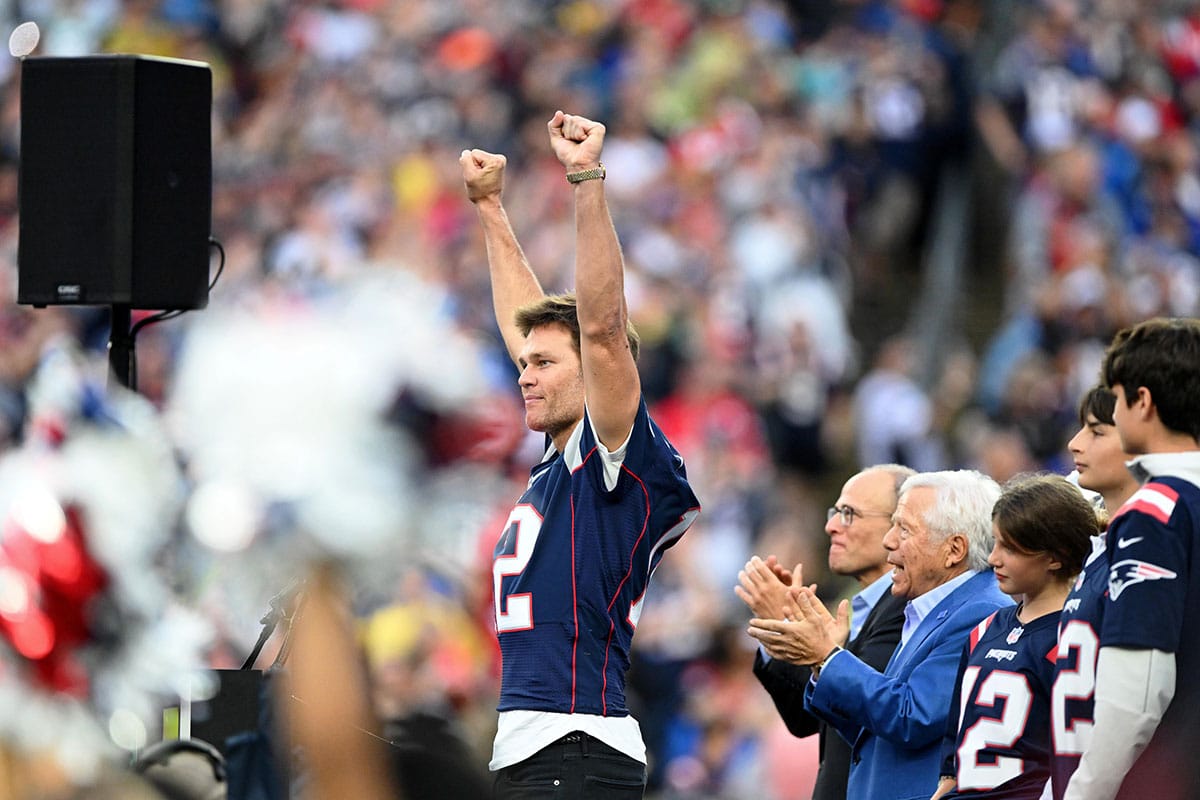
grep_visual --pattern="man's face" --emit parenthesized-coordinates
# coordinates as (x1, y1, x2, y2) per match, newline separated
(882, 486, 956, 600)
(517, 323, 585, 442)
(825, 470, 895, 584)
(1068, 411, 1132, 496)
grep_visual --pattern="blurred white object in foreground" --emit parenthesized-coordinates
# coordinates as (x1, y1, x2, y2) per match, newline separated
(0, 345, 213, 784)
(167, 271, 493, 590)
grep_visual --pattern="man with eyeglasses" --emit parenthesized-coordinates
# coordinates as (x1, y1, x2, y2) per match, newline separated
(736, 463, 913, 800)
(747, 470, 1012, 800)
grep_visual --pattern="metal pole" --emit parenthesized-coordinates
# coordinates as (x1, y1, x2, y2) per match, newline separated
(108, 304, 134, 390)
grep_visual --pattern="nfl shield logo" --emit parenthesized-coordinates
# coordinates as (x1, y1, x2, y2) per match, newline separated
(1006, 626, 1024, 645)
(1075, 570, 1085, 591)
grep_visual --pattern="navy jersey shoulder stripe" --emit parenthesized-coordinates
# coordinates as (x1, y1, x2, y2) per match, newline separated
(1111, 481, 1178, 526)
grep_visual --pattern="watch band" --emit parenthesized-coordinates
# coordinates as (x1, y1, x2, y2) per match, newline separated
(566, 163, 606, 183)
(816, 644, 843, 674)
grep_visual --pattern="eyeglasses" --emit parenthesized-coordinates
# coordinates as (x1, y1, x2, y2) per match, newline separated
(826, 505, 893, 527)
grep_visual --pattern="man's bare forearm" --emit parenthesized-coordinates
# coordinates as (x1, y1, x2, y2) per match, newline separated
(474, 195, 543, 364)
(572, 180, 626, 348)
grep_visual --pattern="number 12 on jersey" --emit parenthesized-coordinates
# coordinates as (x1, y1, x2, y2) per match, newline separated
(1051, 621, 1098, 756)
(956, 666, 1034, 790)
(493, 505, 542, 632)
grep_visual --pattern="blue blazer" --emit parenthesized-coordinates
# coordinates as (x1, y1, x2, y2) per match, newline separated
(803, 570, 1012, 800)
(753, 587, 906, 800)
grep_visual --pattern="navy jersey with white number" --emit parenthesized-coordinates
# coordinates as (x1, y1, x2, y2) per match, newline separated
(492, 398, 699, 716)
(942, 605, 1059, 799)
(1048, 535, 1107, 800)
(1051, 464, 1200, 800)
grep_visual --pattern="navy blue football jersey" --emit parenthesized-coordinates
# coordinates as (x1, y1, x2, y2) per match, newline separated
(1049, 535, 1107, 800)
(942, 605, 1059, 799)
(1051, 465, 1200, 800)
(492, 398, 699, 716)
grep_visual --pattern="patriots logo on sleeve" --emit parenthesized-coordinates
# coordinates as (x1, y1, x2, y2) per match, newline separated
(1108, 558, 1178, 601)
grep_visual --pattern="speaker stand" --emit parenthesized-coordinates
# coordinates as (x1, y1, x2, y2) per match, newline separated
(108, 304, 134, 390)
(241, 577, 307, 671)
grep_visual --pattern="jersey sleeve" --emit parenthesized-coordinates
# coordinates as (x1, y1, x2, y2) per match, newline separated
(1102, 483, 1190, 652)
(578, 398, 692, 496)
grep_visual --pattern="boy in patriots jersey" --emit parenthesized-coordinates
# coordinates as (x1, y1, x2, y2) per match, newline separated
(461, 113, 700, 800)
(1066, 386, 1140, 530)
(1050, 385, 1137, 799)
(933, 475, 1096, 800)
(1054, 318, 1200, 800)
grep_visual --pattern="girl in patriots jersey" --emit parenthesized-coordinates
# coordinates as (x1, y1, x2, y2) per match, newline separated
(932, 475, 1097, 800)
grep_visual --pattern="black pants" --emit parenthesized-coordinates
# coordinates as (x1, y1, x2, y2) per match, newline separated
(493, 732, 646, 799)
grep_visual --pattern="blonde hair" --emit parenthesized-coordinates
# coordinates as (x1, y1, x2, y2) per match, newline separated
(515, 292, 640, 361)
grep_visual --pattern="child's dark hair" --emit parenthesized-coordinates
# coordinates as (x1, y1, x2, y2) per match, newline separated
(992, 473, 1098, 577)
(1078, 384, 1116, 426)
(1102, 318, 1200, 440)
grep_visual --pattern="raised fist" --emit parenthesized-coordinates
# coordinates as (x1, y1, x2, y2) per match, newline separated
(460, 148, 506, 203)
(547, 111, 605, 172)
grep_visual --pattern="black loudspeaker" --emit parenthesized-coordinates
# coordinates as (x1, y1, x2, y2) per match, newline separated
(17, 55, 212, 309)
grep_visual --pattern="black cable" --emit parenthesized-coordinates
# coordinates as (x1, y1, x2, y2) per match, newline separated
(207, 236, 225, 292)
(129, 308, 184, 338)
(128, 238, 225, 339)
(122, 237, 226, 392)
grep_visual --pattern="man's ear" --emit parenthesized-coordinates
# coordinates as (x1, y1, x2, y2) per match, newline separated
(1134, 385, 1156, 422)
(944, 533, 969, 569)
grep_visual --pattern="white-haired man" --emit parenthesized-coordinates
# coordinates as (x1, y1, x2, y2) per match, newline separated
(748, 470, 1012, 800)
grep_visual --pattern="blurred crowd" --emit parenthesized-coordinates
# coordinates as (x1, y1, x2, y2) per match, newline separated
(0, 0, 1198, 797)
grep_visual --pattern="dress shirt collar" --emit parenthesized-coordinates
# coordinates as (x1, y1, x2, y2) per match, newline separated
(850, 570, 893, 642)
(900, 569, 979, 650)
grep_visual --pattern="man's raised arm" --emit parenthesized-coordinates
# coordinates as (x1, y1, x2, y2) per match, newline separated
(547, 111, 640, 450)
(460, 148, 544, 365)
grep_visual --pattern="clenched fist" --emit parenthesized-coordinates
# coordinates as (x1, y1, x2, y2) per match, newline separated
(547, 110, 605, 171)
(460, 148, 506, 203)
